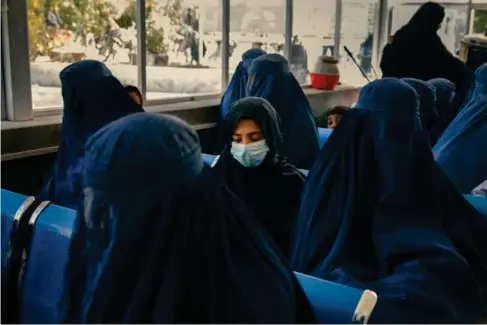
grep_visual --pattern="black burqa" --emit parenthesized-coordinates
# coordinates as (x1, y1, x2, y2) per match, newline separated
(212, 97, 306, 258)
(380, 2, 473, 106)
(59, 112, 314, 323)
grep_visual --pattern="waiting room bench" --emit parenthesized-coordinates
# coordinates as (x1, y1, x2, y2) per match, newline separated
(1, 188, 378, 324)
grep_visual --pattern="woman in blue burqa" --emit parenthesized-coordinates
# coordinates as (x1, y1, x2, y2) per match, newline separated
(380, 2, 473, 107)
(59, 113, 315, 323)
(212, 97, 305, 257)
(220, 48, 266, 119)
(246, 53, 319, 169)
(290, 78, 487, 323)
(427, 78, 457, 145)
(401, 78, 438, 144)
(37, 60, 143, 209)
(433, 63, 487, 193)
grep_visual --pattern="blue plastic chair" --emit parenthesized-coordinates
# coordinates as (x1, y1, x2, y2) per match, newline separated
(294, 272, 377, 324)
(464, 194, 487, 217)
(20, 202, 76, 324)
(1, 190, 37, 323)
(318, 127, 333, 148)
(1, 190, 35, 267)
(202, 153, 217, 165)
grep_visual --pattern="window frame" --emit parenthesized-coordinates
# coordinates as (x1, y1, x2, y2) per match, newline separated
(5, 0, 475, 122)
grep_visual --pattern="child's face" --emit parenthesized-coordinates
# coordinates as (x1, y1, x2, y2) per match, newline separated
(129, 91, 143, 106)
(327, 114, 342, 129)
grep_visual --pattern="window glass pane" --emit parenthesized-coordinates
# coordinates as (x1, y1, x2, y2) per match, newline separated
(28, 0, 139, 110)
(228, 0, 285, 75)
(473, 10, 487, 34)
(338, 0, 378, 87)
(145, 0, 221, 101)
(387, 0, 469, 55)
(292, 0, 336, 85)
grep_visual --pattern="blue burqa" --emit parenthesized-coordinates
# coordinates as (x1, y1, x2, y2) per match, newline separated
(59, 113, 314, 323)
(402, 78, 438, 143)
(37, 60, 144, 209)
(246, 53, 319, 169)
(427, 78, 457, 145)
(220, 48, 266, 118)
(433, 63, 487, 193)
(291, 78, 487, 323)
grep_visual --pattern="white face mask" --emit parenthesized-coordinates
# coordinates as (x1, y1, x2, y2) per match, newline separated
(230, 140, 269, 168)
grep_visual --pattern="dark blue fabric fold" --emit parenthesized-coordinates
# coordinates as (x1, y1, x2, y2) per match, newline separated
(427, 78, 456, 145)
(213, 97, 305, 257)
(60, 113, 314, 323)
(402, 78, 438, 143)
(246, 54, 319, 169)
(291, 78, 487, 323)
(37, 60, 144, 209)
(220, 48, 266, 119)
(433, 63, 487, 193)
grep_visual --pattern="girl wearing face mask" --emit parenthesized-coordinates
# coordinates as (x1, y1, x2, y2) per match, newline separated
(212, 97, 305, 257)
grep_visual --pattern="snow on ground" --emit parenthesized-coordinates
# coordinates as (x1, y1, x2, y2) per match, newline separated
(30, 55, 370, 110)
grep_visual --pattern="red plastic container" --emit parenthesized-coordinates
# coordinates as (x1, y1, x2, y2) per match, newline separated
(310, 55, 340, 90)
(310, 73, 340, 91)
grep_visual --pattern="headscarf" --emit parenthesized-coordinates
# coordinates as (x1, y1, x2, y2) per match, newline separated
(60, 113, 314, 323)
(380, 2, 473, 106)
(427, 78, 457, 145)
(246, 53, 319, 169)
(212, 97, 305, 257)
(433, 63, 487, 193)
(37, 60, 144, 209)
(402, 78, 438, 138)
(220, 48, 266, 118)
(291, 78, 487, 323)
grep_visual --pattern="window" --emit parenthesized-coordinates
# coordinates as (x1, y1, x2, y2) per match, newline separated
(473, 10, 487, 34)
(292, 0, 336, 85)
(144, 0, 221, 101)
(7, 0, 478, 121)
(387, 0, 469, 56)
(26, 0, 223, 111)
(27, 0, 138, 111)
(338, 0, 378, 86)
(228, 0, 285, 74)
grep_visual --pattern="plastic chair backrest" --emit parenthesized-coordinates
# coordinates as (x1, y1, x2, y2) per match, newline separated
(464, 194, 487, 217)
(1, 190, 33, 266)
(20, 202, 76, 324)
(318, 127, 333, 148)
(202, 153, 217, 165)
(294, 272, 377, 324)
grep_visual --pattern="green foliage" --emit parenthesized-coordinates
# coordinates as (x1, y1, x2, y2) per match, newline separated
(115, 1, 153, 29)
(27, 0, 62, 60)
(147, 23, 167, 54)
(28, 0, 187, 58)
(474, 10, 487, 34)
(53, 0, 118, 39)
(115, 0, 183, 54)
(27, 0, 46, 59)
